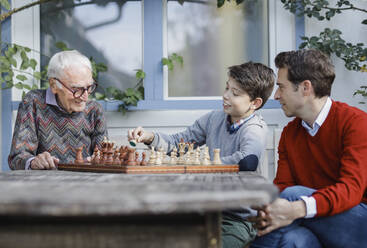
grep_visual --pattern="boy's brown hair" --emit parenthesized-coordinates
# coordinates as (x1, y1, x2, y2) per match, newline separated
(228, 62, 275, 109)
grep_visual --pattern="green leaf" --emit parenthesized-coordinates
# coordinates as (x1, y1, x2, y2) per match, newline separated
(4, 75, 12, 81)
(135, 69, 146, 80)
(96, 63, 108, 72)
(20, 50, 28, 61)
(167, 61, 174, 71)
(24, 47, 31, 52)
(10, 58, 17, 67)
(16, 75, 27, 81)
(32, 84, 39, 90)
(15, 83, 23, 89)
(2, 82, 13, 89)
(162, 58, 170, 65)
(0, 0, 11, 10)
(29, 59, 37, 70)
(95, 92, 105, 100)
(22, 91, 26, 99)
(55, 41, 69, 51)
(0, 57, 10, 67)
(23, 84, 31, 90)
(33, 71, 42, 80)
(125, 88, 135, 96)
(217, 0, 225, 7)
(20, 60, 29, 70)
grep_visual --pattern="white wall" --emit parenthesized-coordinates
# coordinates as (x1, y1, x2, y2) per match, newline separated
(305, 0, 367, 112)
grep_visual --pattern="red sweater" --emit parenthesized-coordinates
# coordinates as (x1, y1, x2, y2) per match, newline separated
(274, 101, 367, 217)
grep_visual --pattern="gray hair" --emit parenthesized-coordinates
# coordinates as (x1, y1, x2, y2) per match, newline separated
(47, 50, 92, 88)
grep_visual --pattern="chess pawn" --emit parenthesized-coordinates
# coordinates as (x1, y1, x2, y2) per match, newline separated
(140, 152, 147, 166)
(201, 146, 211, 165)
(123, 146, 129, 164)
(135, 151, 140, 164)
(193, 147, 201, 165)
(113, 150, 121, 165)
(104, 142, 115, 165)
(169, 148, 177, 165)
(127, 148, 137, 166)
(74, 146, 84, 164)
(148, 147, 156, 165)
(184, 150, 193, 165)
(91, 147, 98, 163)
(177, 142, 186, 165)
(93, 150, 101, 165)
(212, 148, 222, 165)
(119, 146, 126, 165)
(158, 147, 165, 164)
(155, 150, 162, 165)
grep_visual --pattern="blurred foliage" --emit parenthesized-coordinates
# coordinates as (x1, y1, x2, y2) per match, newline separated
(218, 0, 367, 103)
(0, 40, 144, 114)
(162, 53, 184, 71)
(281, 0, 367, 103)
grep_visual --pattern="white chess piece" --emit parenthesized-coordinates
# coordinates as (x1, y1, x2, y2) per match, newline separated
(212, 148, 222, 165)
(169, 147, 178, 165)
(148, 146, 156, 165)
(193, 147, 201, 165)
(201, 146, 211, 165)
(155, 150, 162, 165)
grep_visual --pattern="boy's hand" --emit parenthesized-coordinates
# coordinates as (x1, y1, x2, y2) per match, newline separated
(128, 126, 155, 145)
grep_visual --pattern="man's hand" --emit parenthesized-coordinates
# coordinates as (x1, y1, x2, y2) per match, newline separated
(30, 152, 59, 170)
(128, 126, 154, 145)
(248, 198, 306, 236)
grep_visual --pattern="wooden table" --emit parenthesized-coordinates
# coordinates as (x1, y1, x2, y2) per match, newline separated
(0, 170, 278, 248)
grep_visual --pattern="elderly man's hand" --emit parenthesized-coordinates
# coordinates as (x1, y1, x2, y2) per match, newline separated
(30, 152, 59, 170)
(128, 126, 155, 145)
(248, 198, 306, 236)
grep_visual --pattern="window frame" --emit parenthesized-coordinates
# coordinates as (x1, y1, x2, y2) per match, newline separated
(138, 0, 279, 110)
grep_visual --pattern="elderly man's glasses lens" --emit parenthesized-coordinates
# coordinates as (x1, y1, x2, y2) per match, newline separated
(53, 78, 97, 98)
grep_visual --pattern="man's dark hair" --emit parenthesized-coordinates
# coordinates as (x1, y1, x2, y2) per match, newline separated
(228, 62, 275, 109)
(275, 49, 335, 97)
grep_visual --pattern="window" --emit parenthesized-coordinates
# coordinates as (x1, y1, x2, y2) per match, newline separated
(166, 0, 269, 98)
(40, 0, 142, 91)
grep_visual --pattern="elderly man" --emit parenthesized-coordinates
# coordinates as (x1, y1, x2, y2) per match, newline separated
(249, 49, 367, 247)
(8, 50, 107, 170)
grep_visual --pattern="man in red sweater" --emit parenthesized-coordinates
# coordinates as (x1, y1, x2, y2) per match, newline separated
(250, 49, 367, 248)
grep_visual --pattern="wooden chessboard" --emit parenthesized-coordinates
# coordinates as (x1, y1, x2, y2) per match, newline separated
(57, 163, 239, 174)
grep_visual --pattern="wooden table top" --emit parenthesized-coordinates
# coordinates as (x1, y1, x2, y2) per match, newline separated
(0, 170, 278, 217)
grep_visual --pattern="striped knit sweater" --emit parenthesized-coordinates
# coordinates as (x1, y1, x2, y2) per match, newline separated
(8, 89, 108, 170)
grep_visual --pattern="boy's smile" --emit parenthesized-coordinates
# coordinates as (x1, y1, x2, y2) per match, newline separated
(223, 77, 256, 123)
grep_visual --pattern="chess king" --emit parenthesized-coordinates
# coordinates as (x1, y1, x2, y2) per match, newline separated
(128, 62, 275, 248)
(8, 50, 108, 170)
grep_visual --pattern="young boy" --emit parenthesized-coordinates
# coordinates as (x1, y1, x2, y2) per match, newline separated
(128, 61, 275, 248)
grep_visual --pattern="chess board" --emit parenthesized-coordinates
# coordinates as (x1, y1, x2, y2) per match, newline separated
(57, 163, 239, 174)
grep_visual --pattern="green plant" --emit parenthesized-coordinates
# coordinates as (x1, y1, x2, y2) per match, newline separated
(94, 69, 145, 115)
(0, 39, 148, 113)
(217, 0, 245, 8)
(217, 0, 367, 103)
(280, 0, 367, 103)
(1, 0, 186, 113)
(0, 42, 48, 99)
(162, 53, 184, 71)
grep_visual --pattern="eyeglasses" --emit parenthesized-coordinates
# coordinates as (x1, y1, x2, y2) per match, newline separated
(53, 78, 98, 99)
